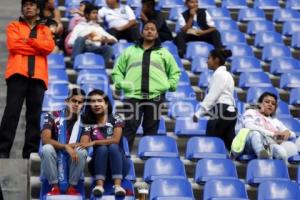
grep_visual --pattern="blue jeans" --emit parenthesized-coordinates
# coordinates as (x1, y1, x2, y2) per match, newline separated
(71, 37, 113, 63)
(41, 144, 87, 185)
(88, 144, 130, 181)
(244, 131, 288, 162)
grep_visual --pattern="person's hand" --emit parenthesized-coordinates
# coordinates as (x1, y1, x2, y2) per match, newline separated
(69, 9, 79, 14)
(65, 144, 79, 163)
(190, 8, 197, 16)
(195, 29, 205, 36)
(78, 141, 95, 149)
(281, 131, 291, 140)
(193, 115, 199, 123)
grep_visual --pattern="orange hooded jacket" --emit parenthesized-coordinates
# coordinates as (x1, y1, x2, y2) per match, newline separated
(6, 17, 55, 88)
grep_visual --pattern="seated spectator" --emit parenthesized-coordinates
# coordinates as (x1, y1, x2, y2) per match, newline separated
(45, 19, 62, 53)
(175, 0, 222, 57)
(232, 92, 297, 162)
(68, 0, 92, 32)
(140, 0, 173, 42)
(39, 0, 64, 34)
(40, 88, 87, 195)
(80, 89, 130, 197)
(98, 0, 140, 42)
(68, 4, 117, 62)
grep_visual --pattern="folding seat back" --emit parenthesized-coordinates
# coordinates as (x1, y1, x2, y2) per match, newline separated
(74, 53, 105, 70)
(168, 100, 198, 118)
(273, 9, 300, 23)
(247, 20, 275, 35)
(290, 88, 300, 105)
(169, 6, 186, 21)
(280, 72, 300, 89)
(157, 0, 184, 9)
(48, 54, 65, 69)
(175, 117, 208, 136)
(207, 7, 231, 19)
(162, 41, 179, 56)
(191, 56, 209, 73)
(270, 57, 300, 75)
(292, 32, 300, 49)
(254, 31, 283, 48)
(214, 19, 238, 31)
(282, 21, 300, 36)
(230, 56, 262, 74)
(185, 42, 214, 60)
(254, 0, 280, 10)
(246, 86, 278, 103)
(227, 43, 254, 57)
(238, 8, 265, 22)
(239, 72, 272, 88)
(277, 117, 300, 137)
(112, 42, 134, 59)
(222, 0, 248, 9)
(221, 30, 246, 46)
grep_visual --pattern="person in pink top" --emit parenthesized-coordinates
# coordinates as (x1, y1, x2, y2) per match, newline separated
(68, 1, 92, 32)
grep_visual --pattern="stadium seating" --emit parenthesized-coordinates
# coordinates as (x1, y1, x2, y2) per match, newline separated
(246, 86, 279, 103)
(222, 0, 247, 9)
(277, 117, 300, 137)
(198, 70, 213, 88)
(73, 53, 105, 70)
(289, 88, 300, 105)
(143, 157, 186, 182)
(137, 117, 166, 135)
(230, 56, 262, 74)
(239, 72, 272, 89)
(195, 158, 237, 184)
(185, 42, 214, 60)
(162, 41, 179, 56)
(174, 117, 208, 136)
(276, 101, 292, 117)
(47, 54, 65, 69)
(185, 137, 228, 160)
(254, 0, 280, 10)
(227, 43, 254, 58)
(112, 42, 134, 59)
(258, 180, 300, 200)
(137, 136, 179, 159)
(254, 31, 283, 48)
(270, 57, 300, 75)
(191, 56, 209, 73)
(178, 70, 192, 85)
(214, 19, 238, 31)
(126, 0, 141, 7)
(157, 0, 184, 9)
(280, 72, 300, 89)
(291, 32, 300, 48)
(247, 20, 275, 35)
(42, 94, 65, 112)
(149, 179, 194, 200)
(221, 30, 246, 46)
(203, 179, 248, 200)
(246, 159, 290, 185)
(238, 8, 266, 22)
(49, 69, 68, 82)
(168, 6, 186, 21)
(207, 7, 231, 19)
(168, 99, 199, 118)
(165, 85, 196, 102)
(282, 21, 300, 36)
(262, 44, 292, 62)
(198, 0, 216, 8)
(273, 9, 300, 23)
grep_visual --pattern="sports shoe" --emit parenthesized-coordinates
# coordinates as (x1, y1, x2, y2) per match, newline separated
(66, 186, 80, 195)
(92, 185, 104, 197)
(114, 185, 126, 196)
(47, 186, 60, 195)
(258, 149, 270, 159)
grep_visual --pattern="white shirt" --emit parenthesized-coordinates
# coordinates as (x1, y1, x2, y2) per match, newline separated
(195, 66, 235, 118)
(68, 21, 117, 47)
(242, 109, 296, 138)
(178, 10, 215, 29)
(98, 5, 136, 29)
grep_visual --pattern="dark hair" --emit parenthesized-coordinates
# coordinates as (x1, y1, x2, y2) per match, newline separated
(82, 89, 113, 124)
(22, 0, 39, 8)
(45, 19, 57, 27)
(67, 88, 86, 99)
(209, 49, 232, 66)
(84, 3, 98, 17)
(258, 92, 278, 104)
(143, 20, 158, 30)
(141, 0, 155, 7)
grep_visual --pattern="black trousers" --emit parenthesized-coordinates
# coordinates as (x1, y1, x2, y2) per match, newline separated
(0, 183, 3, 200)
(175, 30, 223, 57)
(0, 74, 45, 158)
(206, 103, 237, 150)
(123, 95, 165, 152)
(108, 26, 140, 43)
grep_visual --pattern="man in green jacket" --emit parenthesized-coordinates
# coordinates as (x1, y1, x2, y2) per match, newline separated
(112, 20, 181, 151)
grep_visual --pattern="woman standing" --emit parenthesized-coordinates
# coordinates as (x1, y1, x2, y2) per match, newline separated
(193, 49, 237, 150)
(80, 89, 130, 197)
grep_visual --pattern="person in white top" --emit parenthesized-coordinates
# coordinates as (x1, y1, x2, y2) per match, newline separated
(98, 0, 139, 42)
(241, 92, 297, 162)
(175, 0, 223, 57)
(193, 49, 237, 150)
(69, 4, 117, 62)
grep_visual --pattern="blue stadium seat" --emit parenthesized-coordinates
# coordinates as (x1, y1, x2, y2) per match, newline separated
(275, 100, 291, 117)
(45, 82, 69, 99)
(173, 55, 185, 71)
(143, 157, 186, 182)
(254, 31, 283, 48)
(157, 0, 184, 9)
(222, 0, 247, 9)
(203, 179, 248, 200)
(270, 57, 300, 75)
(227, 43, 254, 58)
(282, 21, 300, 36)
(185, 137, 227, 160)
(246, 86, 278, 104)
(221, 30, 246, 46)
(185, 42, 214, 60)
(74, 53, 105, 70)
(94, 0, 106, 6)
(254, 0, 280, 10)
(174, 117, 208, 136)
(112, 42, 134, 59)
(168, 99, 199, 118)
(230, 56, 262, 74)
(238, 8, 266, 22)
(48, 69, 68, 82)
(214, 19, 238, 31)
(286, 0, 300, 10)
(136, 116, 166, 135)
(127, 0, 141, 7)
(198, 0, 216, 8)
(247, 20, 275, 35)
(162, 41, 179, 56)
(273, 9, 300, 23)
(262, 44, 291, 62)
(195, 158, 237, 184)
(258, 180, 300, 200)
(169, 6, 186, 21)
(65, 0, 92, 7)
(150, 179, 194, 200)
(198, 70, 213, 88)
(47, 54, 65, 69)
(77, 72, 109, 85)
(191, 56, 208, 74)
(239, 72, 272, 89)
(42, 94, 65, 112)
(165, 85, 196, 101)
(178, 70, 191, 86)
(77, 69, 107, 83)
(80, 83, 114, 107)
(292, 32, 300, 49)
(246, 159, 290, 186)
(137, 136, 179, 159)
(277, 117, 300, 137)
(236, 100, 247, 115)
(207, 7, 231, 19)
(297, 165, 300, 184)
(280, 72, 300, 89)
(290, 88, 300, 105)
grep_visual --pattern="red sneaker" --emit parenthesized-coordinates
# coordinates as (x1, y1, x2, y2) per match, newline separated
(47, 186, 60, 195)
(66, 186, 80, 195)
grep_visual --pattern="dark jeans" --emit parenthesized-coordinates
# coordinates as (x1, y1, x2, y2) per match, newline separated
(206, 103, 237, 150)
(123, 95, 165, 151)
(71, 37, 113, 63)
(0, 74, 45, 158)
(175, 30, 223, 57)
(88, 144, 130, 181)
(108, 27, 140, 43)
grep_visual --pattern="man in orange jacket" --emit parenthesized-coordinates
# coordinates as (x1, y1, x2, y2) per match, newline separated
(0, 0, 55, 158)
